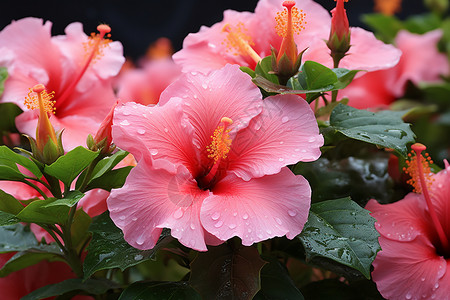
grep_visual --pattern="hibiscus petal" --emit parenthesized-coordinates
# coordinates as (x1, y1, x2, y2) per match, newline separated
(200, 168, 310, 245)
(430, 165, 450, 237)
(112, 99, 198, 171)
(372, 234, 447, 300)
(159, 64, 263, 151)
(107, 160, 211, 251)
(228, 94, 323, 180)
(366, 196, 432, 242)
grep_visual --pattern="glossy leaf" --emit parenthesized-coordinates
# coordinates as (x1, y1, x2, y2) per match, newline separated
(190, 242, 266, 300)
(362, 13, 403, 43)
(84, 166, 133, 192)
(0, 211, 20, 226)
(255, 56, 279, 84)
(0, 146, 42, 179)
(0, 224, 39, 252)
(21, 278, 119, 300)
(118, 281, 201, 300)
(0, 251, 62, 277)
(298, 197, 380, 279)
(83, 212, 172, 280)
(16, 191, 84, 224)
(254, 256, 304, 300)
(44, 146, 98, 186)
(0, 190, 24, 214)
(329, 104, 415, 157)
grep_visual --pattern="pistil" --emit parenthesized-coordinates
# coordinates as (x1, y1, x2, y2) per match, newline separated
(57, 24, 112, 106)
(201, 117, 233, 187)
(406, 143, 449, 253)
(222, 23, 262, 64)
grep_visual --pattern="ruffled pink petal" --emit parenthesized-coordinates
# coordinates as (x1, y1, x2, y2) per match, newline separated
(228, 94, 323, 180)
(394, 30, 449, 92)
(78, 189, 109, 217)
(306, 27, 402, 72)
(200, 168, 311, 246)
(173, 10, 258, 74)
(52, 22, 125, 81)
(159, 64, 263, 152)
(366, 196, 432, 242)
(372, 234, 447, 300)
(0, 18, 61, 77)
(107, 160, 211, 251)
(430, 165, 450, 236)
(112, 99, 199, 172)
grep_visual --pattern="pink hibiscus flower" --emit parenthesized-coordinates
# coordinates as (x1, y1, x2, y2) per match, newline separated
(0, 252, 93, 300)
(173, 0, 400, 74)
(366, 144, 450, 299)
(0, 17, 125, 150)
(342, 29, 449, 109)
(108, 64, 323, 251)
(116, 58, 181, 105)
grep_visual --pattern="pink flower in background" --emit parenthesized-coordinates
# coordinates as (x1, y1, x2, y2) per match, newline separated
(173, 0, 400, 74)
(0, 18, 125, 150)
(116, 59, 181, 105)
(366, 145, 450, 299)
(115, 38, 182, 106)
(342, 29, 449, 109)
(0, 252, 93, 300)
(108, 64, 323, 251)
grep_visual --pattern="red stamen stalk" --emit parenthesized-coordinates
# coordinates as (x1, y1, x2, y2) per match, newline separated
(412, 143, 449, 252)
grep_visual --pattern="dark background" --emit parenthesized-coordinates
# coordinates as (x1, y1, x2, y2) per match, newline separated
(0, 0, 426, 60)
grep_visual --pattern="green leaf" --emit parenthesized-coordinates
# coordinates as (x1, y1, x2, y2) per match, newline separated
(118, 281, 201, 300)
(83, 212, 172, 279)
(329, 104, 415, 157)
(0, 102, 22, 134)
(254, 256, 304, 300)
(240, 66, 256, 78)
(0, 146, 42, 179)
(44, 146, 98, 186)
(0, 211, 20, 226)
(404, 13, 441, 34)
(255, 56, 279, 84)
(22, 278, 120, 300)
(71, 209, 92, 249)
(16, 191, 84, 224)
(0, 224, 39, 252)
(298, 197, 380, 279)
(0, 190, 24, 214)
(0, 251, 62, 277)
(85, 166, 133, 192)
(0, 67, 8, 98)
(90, 150, 129, 181)
(190, 241, 266, 300)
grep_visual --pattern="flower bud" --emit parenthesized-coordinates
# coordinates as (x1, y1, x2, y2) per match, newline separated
(327, 0, 351, 68)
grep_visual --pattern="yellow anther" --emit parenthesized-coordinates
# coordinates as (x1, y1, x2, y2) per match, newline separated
(206, 118, 233, 163)
(24, 86, 56, 114)
(222, 23, 262, 63)
(275, 2, 306, 38)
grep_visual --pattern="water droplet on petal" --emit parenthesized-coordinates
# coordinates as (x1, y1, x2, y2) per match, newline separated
(150, 149, 158, 155)
(295, 148, 300, 152)
(228, 223, 236, 229)
(164, 128, 169, 133)
(233, 212, 237, 217)
(242, 214, 249, 220)
(308, 137, 316, 143)
(406, 292, 412, 299)
(266, 229, 272, 234)
(202, 83, 208, 89)
(191, 71, 198, 76)
(120, 120, 130, 126)
(281, 116, 289, 123)
(132, 217, 137, 221)
(275, 217, 282, 225)
(211, 212, 220, 220)
(190, 223, 196, 230)
(215, 220, 223, 228)
(173, 208, 184, 219)
(279, 141, 284, 145)
(137, 129, 146, 135)
(119, 215, 126, 220)
(278, 158, 284, 162)
(421, 277, 426, 282)
(288, 210, 297, 217)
